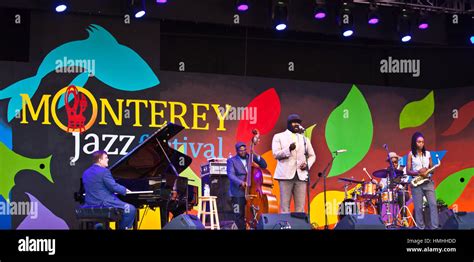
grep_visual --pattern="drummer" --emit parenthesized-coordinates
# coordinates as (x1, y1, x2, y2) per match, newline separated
(379, 152, 405, 189)
(376, 152, 410, 217)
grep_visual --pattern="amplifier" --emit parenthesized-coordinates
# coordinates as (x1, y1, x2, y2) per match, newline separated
(200, 158, 233, 222)
(200, 158, 227, 176)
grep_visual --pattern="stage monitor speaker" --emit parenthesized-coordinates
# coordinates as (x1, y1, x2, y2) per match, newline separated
(424, 205, 453, 228)
(335, 214, 386, 230)
(220, 220, 238, 230)
(442, 212, 474, 230)
(257, 213, 312, 230)
(209, 176, 234, 221)
(163, 214, 205, 230)
(437, 208, 454, 228)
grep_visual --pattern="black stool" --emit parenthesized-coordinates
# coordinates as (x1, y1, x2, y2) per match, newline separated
(75, 206, 123, 230)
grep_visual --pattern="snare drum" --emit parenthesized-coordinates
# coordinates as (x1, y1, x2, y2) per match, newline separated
(360, 182, 377, 198)
(381, 191, 394, 203)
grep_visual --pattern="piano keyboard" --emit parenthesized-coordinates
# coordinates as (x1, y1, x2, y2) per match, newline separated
(126, 190, 154, 195)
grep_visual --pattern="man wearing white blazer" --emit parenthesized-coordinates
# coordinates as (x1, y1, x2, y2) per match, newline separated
(272, 114, 316, 213)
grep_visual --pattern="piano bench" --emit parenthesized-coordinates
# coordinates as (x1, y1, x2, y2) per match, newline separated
(75, 206, 124, 230)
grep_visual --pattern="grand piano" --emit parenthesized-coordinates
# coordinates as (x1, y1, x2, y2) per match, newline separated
(76, 123, 198, 229)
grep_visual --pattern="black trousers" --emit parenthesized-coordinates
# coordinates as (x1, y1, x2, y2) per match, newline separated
(231, 197, 246, 230)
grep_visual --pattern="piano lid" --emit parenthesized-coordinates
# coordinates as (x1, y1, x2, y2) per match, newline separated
(109, 123, 192, 180)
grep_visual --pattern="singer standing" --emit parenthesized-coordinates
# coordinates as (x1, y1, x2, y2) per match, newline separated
(272, 114, 316, 213)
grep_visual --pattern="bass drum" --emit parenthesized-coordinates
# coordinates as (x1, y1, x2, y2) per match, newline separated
(338, 199, 359, 221)
(359, 198, 378, 215)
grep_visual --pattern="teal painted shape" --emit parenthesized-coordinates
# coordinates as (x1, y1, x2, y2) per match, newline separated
(0, 114, 12, 149)
(0, 194, 12, 229)
(0, 24, 160, 121)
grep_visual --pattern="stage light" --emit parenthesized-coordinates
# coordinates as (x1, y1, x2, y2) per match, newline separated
(343, 29, 354, 37)
(275, 23, 287, 31)
(54, 1, 67, 13)
(368, 12, 379, 25)
(130, 0, 146, 18)
(314, 8, 326, 19)
(418, 19, 428, 29)
(398, 8, 412, 42)
(339, 2, 354, 37)
(236, 0, 249, 12)
(156, 0, 167, 3)
(417, 11, 429, 30)
(367, 2, 379, 25)
(272, 0, 288, 31)
(314, 0, 326, 20)
(135, 10, 145, 18)
(470, 15, 474, 44)
(401, 35, 412, 42)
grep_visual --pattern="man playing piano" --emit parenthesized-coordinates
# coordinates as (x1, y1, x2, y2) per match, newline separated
(82, 150, 136, 229)
(227, 142, 267, 229)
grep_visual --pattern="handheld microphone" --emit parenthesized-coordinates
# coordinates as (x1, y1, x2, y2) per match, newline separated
(333, 149, 347, 154)
(296, 124, 305, 132)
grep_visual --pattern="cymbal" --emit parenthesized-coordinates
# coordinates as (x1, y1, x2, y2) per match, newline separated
(372, 169, 403, 178)
(338, 177, 364, 184)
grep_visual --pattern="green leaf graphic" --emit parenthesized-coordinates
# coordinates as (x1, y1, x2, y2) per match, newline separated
(436, 168, 474, 207)
(325, 85, 373, 177)
(0, 142, 53, 200)
(304, 124, 317, 140)
(399, 91, 435, 129)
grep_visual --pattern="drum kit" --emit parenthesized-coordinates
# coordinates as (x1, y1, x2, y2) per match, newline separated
(337, 168, 416, 228)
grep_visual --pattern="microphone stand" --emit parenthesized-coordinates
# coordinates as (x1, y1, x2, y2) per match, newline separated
(311, 151, 339, 230)
(383, 144, 397, 227)
(302, 131, 312, 228)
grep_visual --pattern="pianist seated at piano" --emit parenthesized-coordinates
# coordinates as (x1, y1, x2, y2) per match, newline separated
(82, 150, 136, 230)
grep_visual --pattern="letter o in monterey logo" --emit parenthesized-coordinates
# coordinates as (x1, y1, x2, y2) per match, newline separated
(50, 86, 98, 133)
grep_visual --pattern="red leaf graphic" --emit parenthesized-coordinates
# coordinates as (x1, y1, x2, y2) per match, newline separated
(236, 88, 281, 142)
(442, 101, 474, 136)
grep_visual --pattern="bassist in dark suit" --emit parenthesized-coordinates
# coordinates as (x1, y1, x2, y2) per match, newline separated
(227, 142, 267, 229)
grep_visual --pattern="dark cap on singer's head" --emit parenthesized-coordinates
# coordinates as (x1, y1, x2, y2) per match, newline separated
(235, 142, 246, 150)
(287, 114, 302, 123)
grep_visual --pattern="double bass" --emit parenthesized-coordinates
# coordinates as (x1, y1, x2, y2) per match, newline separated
(245, 129, 279, 229)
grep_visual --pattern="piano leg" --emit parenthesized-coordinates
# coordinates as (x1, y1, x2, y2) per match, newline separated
(133, 210, 140, 230)
(160, 206, 169, 228)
